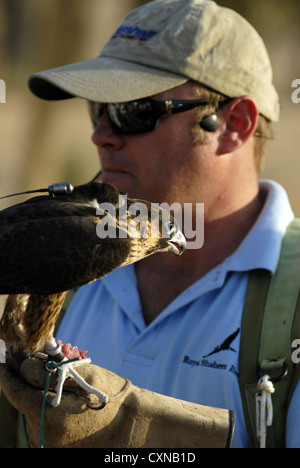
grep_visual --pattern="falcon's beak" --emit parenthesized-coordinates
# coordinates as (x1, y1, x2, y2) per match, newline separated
(167, 230, 186, 256)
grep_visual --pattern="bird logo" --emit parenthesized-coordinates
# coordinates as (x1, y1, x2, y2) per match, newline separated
(202, 328, 240, 358)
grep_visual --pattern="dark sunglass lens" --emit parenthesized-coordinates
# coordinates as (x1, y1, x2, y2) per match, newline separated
(89, 101, 105, 129)
(106, 100, 158, 134)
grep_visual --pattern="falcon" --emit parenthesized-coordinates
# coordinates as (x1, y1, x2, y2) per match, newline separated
(0, 180, 186, 406)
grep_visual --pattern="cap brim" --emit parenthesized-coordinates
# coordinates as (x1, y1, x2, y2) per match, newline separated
(28, 56, 188, 102)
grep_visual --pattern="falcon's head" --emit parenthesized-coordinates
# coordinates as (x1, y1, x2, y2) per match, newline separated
(116, 194, 186, 267)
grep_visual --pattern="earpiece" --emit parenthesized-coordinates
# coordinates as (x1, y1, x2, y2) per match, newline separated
(200, 113, 218, 132)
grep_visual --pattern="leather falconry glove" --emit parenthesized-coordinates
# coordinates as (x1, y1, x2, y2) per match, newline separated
(0, 357, 235, 448)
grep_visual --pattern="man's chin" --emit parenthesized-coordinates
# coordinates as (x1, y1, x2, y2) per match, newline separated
(100, 170, 137, 196)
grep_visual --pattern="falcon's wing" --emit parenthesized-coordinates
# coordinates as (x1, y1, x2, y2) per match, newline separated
(0, 182, 131, 295)
(0, 208, 131, 295)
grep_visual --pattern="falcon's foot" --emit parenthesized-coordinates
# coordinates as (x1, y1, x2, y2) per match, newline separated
(39, 339, 109, 408)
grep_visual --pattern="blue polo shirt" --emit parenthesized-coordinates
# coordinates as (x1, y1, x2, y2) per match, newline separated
(58, 179, 299, 448)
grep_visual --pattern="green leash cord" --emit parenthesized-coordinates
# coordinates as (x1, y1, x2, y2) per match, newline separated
(22, 358, 79, 448)
(21, 412, 31, 449)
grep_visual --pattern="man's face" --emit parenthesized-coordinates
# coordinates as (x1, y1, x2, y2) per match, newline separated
(91, 82, 214, 206)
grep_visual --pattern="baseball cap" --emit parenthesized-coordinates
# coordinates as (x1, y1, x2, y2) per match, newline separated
(28, 0, 280, 122)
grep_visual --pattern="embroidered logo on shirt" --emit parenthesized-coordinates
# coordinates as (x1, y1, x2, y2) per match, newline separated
(202, 328, 240, 358)
(182, 328, 240, 378)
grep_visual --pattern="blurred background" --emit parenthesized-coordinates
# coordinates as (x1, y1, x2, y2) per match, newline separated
(0, 0, 299, 214)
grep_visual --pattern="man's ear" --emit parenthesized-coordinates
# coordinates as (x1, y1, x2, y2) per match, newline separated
(216, 96, 259, 155)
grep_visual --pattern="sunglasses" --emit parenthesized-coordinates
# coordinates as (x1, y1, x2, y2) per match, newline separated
(88, 97, 228, 135)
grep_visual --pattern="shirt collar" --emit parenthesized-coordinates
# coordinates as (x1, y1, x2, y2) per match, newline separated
(226, 179, 294, 274)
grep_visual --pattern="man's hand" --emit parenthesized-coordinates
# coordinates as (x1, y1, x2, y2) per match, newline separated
(0, 357, 234, 448)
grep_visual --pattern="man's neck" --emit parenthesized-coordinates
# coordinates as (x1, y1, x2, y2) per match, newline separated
(135, 189, 264, 324)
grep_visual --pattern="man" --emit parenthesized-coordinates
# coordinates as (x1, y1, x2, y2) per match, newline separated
(2, 0, 300, 447)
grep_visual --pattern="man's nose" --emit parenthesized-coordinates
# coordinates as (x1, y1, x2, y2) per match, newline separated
(91, 114, 124, 149)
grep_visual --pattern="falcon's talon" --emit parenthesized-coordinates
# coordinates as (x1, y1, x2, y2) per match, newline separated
(47, 357, 109, 408)
(42, 338, 109, 407)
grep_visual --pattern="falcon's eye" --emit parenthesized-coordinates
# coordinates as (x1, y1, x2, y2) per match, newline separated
(164, 220, 176, 236)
